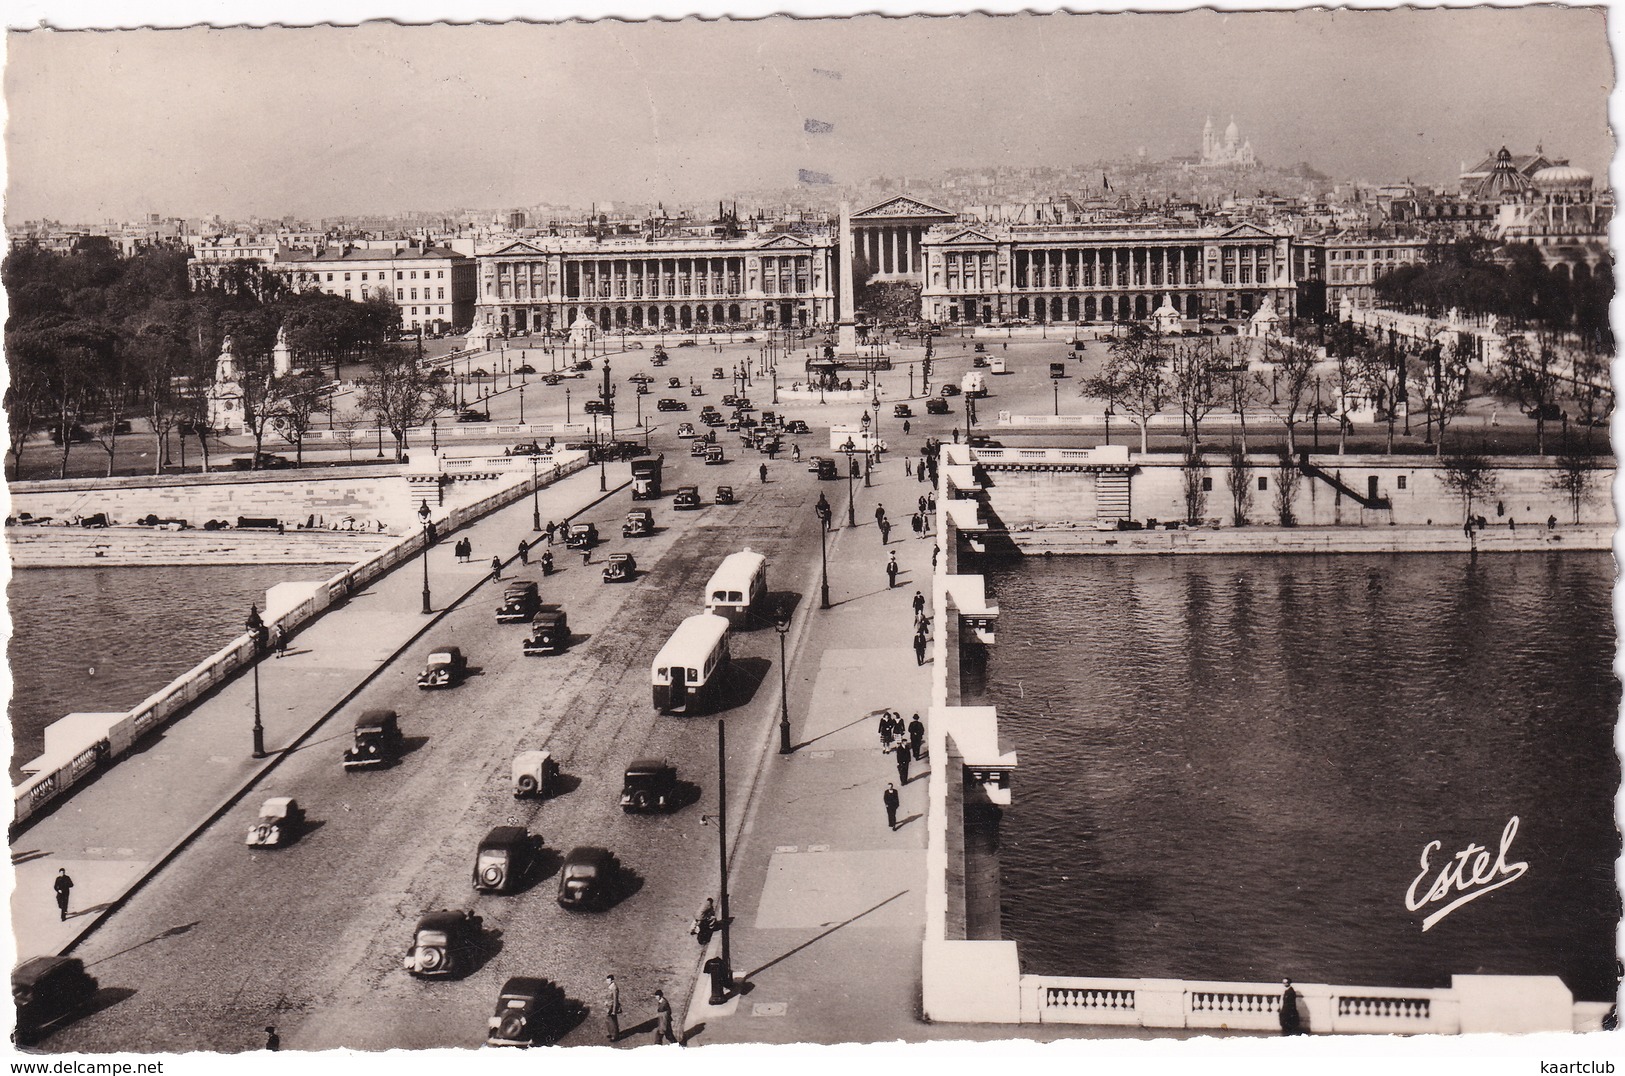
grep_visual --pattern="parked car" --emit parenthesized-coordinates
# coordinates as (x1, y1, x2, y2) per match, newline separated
(623, 508, 655, 537)
(417, 645, 468, 689)
(523, 606, 571, 656)
(230, 452, 293, 470)
(657, 398, 688, 411)
(343, 709, 402, 770)
(245, 796, 304, 847)
(564, 522, 598, 549)
(556, 847, 619, 909)
(1525, 403, 1566, 421)
(486, 977, 567, 1047)
(676, 422, 696, 438)
(620, 759, 678, 813)
(893, 404, 913, 418)
(715, 485, 736, 505)
(602, 552, 637, 583)
(497, 581, 541, 624)
(673, 486, 702, 510)
(12, 957, 98, 1043)
(403, 909, 484, 978)
(473, 825, 544, 894)
(457, 409, 491, 423)
(927, 397, 951, 415)
(511, 750, 559, 797)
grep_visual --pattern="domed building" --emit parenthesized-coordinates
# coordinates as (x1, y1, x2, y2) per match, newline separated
(1199, 115, 1258, 169)
(1489, 155, 1610, 278)
(1467, 147, 1534, 202)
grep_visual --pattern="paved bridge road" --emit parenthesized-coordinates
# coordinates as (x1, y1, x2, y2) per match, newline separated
(45, 442, 830, 1052)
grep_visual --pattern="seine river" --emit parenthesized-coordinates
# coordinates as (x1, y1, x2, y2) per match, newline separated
(7, 565, 338, 781)
(977, 552, 1620, 1002)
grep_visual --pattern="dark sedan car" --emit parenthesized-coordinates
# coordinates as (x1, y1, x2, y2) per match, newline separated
(620, 759, 677, 813)
(486, 977, 567, 1047)
(13, 957, 98, 1042)
(403, 909, 484, 978)
(473, 825, 543, 895)
(556, 847, 620, 910)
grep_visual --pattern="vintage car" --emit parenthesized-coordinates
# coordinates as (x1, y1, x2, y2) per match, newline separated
(623, 508, 654, 538)
(496, 581, 541, 624)
(691, 386, 705, 396)
(667, 377, 682, 389)
(711, 367, 725, 379)
(973, 342, 987, 352)
(510, 441, 544, 456)
(705, 445, 726, 465)
(940, 383, 960, 397)
(676, 422, 696, 439)
(677, 339, 698, 348)
(721, 393, 739, 407)
(583, 398, 610, 415)
(522, 606, 571, 656)
(403, 909, 483, 978)
(757, 437, 782, 456)
(715, 486, 736, 505)
(515, 364, 537, 374)
(486, 976, 566, 1047)
(556, 847, 619, 910)
(564, 522, 599, 549)
(806, 455, 832, 473)
(620, 759, 678, 813)
(456, 408, 491, 423)
(735, 397, 753, 411)
(12, 956, 98, 1042)
(629, 372, 654, 384)
(602, 553, 637, 583)
(673, 486, 702, 511)
(473, 825, 543, 894)
(657, 398, 688, 412)
(343, 709, 402, 770)
(245, 796, 305, 847)
(689, 439, 710, 458)
(785, 419, 810, 434)
(512, 749, 559, 797)
(417, 645, 468, 689)
(893, 403, 913, 418)
(543, 374, 562, 386)
(815, 458, 839, 480)
(926, 397, 951, 415)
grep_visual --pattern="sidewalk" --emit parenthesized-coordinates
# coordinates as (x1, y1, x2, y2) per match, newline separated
(684, 460, 941, 1045)
(10, 463, 630, 962)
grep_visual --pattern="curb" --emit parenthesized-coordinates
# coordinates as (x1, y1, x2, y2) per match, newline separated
(55, 475, 630, 958)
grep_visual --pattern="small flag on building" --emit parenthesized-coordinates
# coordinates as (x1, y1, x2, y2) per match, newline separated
(798, 169, 834, 185)
(804, 118, 835, 134)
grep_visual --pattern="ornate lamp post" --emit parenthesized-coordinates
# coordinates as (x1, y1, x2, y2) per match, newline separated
(566, 387, 572, 424)
(531, 454, 542, 531)
(860, 412, 872, 487)
(842, 440, 857, 527)
(815, 499, 831, 609)
(776, 608, 793, 754)
(245, 605, 267, 759)
(418, 500, 433, 614)
(431, 420, 439, 454)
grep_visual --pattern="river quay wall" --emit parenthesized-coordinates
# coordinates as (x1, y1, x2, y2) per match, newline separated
(917, 445, 1611, 1034)
(1007, 522, 1612, 555)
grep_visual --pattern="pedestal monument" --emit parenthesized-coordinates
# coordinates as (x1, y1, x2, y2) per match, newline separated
(206, 334, 246, 434)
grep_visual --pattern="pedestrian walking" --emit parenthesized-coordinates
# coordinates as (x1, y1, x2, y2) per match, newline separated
(886, 555, 899, 589)
(271, 625, 288, 659)
(264, 1026, 280, 1051)
(490, 555, 503, 582)
(883, 783, 901, 830)
(927, 491, 936, 513)
(908, 714, 926, 760)
(917, 458, 927, 483)
(902, 419, 911, 435)
(953, 427, 960, 444)
(604, 975, 622, 1041)
(1279, 979, 1304, 1036)
(911, 512, 923, 538)
(913, 628, 928, 666)
(879, 710, 895, 748)
(893, 741, 912, 785)
(879, 518, 892, 544)
(581, 545, 593, 566)
(912, 590, 926, 619)
(918, 495, 928, 516)
(931, 545, 939, 571)
(874, 504, 887, 527)
(53, 868, 73, 921)
(517, 538, 530, 566)
(653, 990, 682, 1046)
(759, 463, 768, 483)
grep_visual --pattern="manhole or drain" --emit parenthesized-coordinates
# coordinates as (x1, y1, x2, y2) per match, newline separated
(752, 1002, 788, 1017)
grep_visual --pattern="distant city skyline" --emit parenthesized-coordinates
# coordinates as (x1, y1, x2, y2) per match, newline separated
(5, 6, 1612, 224)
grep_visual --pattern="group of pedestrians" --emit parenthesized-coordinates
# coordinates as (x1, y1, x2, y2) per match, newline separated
(603, 974, 683, 1046)
(877, 708, 928, 829)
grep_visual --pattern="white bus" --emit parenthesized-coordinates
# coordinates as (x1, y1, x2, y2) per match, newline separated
(651, 613, 731, 714)
(704, 549, 768, 626)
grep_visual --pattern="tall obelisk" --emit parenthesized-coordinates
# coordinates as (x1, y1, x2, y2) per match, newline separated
(836, 200, 858, 357)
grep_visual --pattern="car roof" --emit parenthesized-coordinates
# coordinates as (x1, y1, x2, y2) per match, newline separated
(357, 708, 397, 727)
(626, 757, 670, 773)
(261, 796, 297, 813)
(416, 909, 471, 931)
(480, 825, 531, 848)
(562, 846, 612, 866)
(12, 956, 81, 986)
(504, 581, 537, 594)
(499, 976, 552, 999)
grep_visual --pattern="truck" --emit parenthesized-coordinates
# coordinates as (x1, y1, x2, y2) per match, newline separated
(630, 455, 664, 500)
(961, 371, 988, 398)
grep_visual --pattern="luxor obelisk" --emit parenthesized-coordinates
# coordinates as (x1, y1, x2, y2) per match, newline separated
(836, 200, 859, 357)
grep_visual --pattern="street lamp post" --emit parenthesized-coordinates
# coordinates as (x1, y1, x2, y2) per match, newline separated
(776, 608, 792, 754)
(712, 719, 733, 999)
(418, 500, 433, 614)
(431, 420, 439, 454)
(1053, 380, 1059, 416)
(860, 412, 872, 487)
(566, 388, 572, 424)
(376, 416, 385, 459)
(245, 605, 267, 759)
(518, 384, 525, 424)
(816, 501, 831, 609)
(842, 442, 857, 527)
(531, 455, 541, 531)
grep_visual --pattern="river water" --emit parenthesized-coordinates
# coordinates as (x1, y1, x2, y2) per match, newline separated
(6, 565, 337, 781)
(976, 552, 1620, 1003)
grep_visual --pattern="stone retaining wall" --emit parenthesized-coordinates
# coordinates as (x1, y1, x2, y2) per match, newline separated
(9, 472, 414, 531)
(6, 527, 394, 568)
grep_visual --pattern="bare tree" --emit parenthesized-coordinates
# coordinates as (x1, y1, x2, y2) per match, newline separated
(1439, 451, 1500, 524)
(357, 345, 453, 459)
(270, 376, 330, 467)
(330, 409, 366, 461)
(1224, 446, 1255, 526)
(1489, 332, 1560, 456)
(1355, 337, 1405, 455)
(1273, 452, 1302, 526)
(1081, 321, 1170, 454)
(1253, 336, 1318, 457)
(1180, 452, 1209, 525)
(1219, 339, 1259, 454)
(1548, 440, 1599, 525)
(1426, 336, 1474, 456)
(1170, 338, 1223, 453)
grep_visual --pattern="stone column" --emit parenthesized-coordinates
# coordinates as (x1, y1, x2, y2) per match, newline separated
(838, 201, 858, 354)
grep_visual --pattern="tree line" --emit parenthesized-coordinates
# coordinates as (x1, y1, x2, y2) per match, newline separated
(3, 240, 403, 477)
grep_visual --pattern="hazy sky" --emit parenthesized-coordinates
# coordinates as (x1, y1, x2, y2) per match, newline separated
(4, 6, 1613, 223)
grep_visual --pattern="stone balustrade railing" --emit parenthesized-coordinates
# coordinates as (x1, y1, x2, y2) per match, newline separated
(11, 454, 589, 831)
